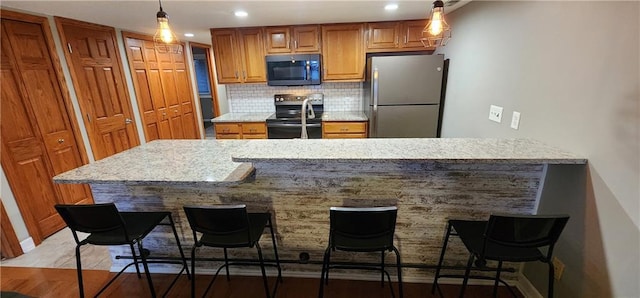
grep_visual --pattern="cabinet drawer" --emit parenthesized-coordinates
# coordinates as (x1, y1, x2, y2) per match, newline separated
(323, 122, 367, 134)
(215, 123, 241, 134)
(216, 133, 242, 139)
(323, 133, 367, 139)
(243, 134, 267, 139)
(242, 123, 267, 134)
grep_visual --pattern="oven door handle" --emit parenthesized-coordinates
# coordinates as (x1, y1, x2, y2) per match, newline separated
(268, 123, 322, 128)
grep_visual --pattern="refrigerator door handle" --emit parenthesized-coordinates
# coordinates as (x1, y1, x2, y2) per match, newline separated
(372, 67, 379, 137)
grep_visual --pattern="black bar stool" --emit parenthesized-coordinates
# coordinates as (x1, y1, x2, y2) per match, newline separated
(183, 204, 283, 298)
(432, 214, 570, 298)
(54, 203, 190, 298)
(319, 206, 403, 298)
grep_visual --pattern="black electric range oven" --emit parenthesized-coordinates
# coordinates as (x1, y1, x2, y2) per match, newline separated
(266, 93, 324, 139)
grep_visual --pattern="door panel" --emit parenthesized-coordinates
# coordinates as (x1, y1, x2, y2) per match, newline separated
(371, 55, 444, 105)
(122, 33, 199, 141)
(0, 20, 64, 244)
(56, 18, 139, 160)
(370, 105, 440, 138)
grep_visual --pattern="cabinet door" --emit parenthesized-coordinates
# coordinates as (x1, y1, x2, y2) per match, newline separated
(321, 24, 365, 81)
(211, 29, 242, 83)
(366, 22, 400, 50)
(293, 25, 320, 53)
(401, 20, 431, 49)
(238, 28, 266, 83)
(265, 26, 291, 54)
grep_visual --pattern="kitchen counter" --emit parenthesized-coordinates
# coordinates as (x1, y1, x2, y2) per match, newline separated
(211, 112, 273, 122)
(321, 111, 368, 121)
(211, 111, 368, 123)
(232, 138, 585, 164)
(53, 140, 254, 186)
(54, 138, 585, 281)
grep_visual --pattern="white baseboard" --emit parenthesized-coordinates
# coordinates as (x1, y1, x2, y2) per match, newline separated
(19, 237, 35, 253)
(516, 272, 543, 298)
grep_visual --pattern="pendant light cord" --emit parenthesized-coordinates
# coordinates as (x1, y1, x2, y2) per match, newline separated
(158, 0, 163, 12)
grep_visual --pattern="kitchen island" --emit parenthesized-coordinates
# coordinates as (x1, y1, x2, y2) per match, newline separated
(54, 138, 585, 281)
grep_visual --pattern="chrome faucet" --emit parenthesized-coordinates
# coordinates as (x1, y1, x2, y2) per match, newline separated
(300, 98, 316, 139)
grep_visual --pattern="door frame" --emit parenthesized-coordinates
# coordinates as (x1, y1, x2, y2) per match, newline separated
(54, 16, 140, 160)
(190, 42, 221, 117)
(1, 10, 90, 245)
(1, 200, 23, 258)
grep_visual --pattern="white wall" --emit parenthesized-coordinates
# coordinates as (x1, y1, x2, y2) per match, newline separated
(436, 1, 639, 297)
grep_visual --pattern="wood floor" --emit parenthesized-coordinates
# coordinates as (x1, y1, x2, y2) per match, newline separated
(0, 266, 524, 298)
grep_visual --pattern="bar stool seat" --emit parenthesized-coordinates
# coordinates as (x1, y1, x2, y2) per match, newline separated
(431, 214, 570, 298)
(55, 203, 190, 298)
(319, 206, 403, 298)
(183, 204, 283, 298)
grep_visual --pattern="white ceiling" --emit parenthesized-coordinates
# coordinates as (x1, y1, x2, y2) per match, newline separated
(1, 0, 469, 44)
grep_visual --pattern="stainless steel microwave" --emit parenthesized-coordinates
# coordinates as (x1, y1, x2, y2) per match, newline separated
(266, 54, 321, 86)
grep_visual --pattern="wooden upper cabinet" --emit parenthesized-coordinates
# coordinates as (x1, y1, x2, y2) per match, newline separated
(366, 22, 400, 50)
(211, 28, 266, 84)
(211, 29, 242, 84)
(238, 28, 266, 83)
(265, 25, 320, 54)
(366, 20, 434, 52)
(321, 23, 365, 81)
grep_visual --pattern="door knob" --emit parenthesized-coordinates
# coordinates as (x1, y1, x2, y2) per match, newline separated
(57, 138, 64, 144)
(125, 118, 133, 124)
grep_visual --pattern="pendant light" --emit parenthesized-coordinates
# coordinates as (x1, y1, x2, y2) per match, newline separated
(421, 0, 451, 47)
(153, 0, 182, 54)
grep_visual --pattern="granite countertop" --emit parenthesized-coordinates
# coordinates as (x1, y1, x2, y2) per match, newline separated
(321, 111, 368, 121)
(54, 140, 254, 186)
(211, 112, 273, 123)
(54, 138, 586, 186)
(232, 138, 587, 164)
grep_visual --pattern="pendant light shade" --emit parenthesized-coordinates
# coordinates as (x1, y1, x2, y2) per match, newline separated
(153, 0, 182, 54)
(421, 0, 451, 47)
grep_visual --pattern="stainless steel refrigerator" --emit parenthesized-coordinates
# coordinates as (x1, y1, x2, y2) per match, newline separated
(363, 54, 447, 138)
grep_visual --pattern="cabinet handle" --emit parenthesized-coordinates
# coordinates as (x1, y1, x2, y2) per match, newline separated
(125, 118, 133, 124)
(294, 40, 298, 49)
(235, 71, 239, 79)
(395, 36, 399, 45)
(243, 70, 247, 80)
(57, 138, 65, 144)
(404, 36, 407, 44)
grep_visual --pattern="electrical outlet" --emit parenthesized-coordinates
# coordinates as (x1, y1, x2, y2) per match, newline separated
(552, 257, 565, 280)
(510, 111, 521, 129)
(489, 105, 503, 123)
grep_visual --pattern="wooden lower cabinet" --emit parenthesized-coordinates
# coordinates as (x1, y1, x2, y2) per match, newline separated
(215, 122, 267, 139)
(322, 121, 368, 138)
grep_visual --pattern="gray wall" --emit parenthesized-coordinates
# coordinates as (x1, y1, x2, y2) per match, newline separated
(436, 1, 639, 297)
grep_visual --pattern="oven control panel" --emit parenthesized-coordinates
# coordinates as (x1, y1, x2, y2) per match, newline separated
(274, 93, 324, 105)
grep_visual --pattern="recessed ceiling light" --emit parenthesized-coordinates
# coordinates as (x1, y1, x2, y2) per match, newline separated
(385, 4, 398, 11)
(184, 33, 195, 37)
(234, 11, 248, 17)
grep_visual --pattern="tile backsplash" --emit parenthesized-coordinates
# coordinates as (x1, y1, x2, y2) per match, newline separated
(227, 82, 362, 113)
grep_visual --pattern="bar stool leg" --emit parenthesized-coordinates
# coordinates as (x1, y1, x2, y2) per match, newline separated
(548, 261, 556, 298)
(74, 244, 85, 298)
(167, 214, 190, 278)
(255, 242, 271, 298)
(459, 253, 475, 298)
(223, 248, 231, 281)
(267, 216, 283, 283)
(380, 251, 385, 287)
(393, 246, 403, 298)
(432, 222, 453, 296)
(190, 245, 197, 298)
(138, 241, 157, 298)
(318, 247, 331, 298)
(493, 261, 503, 297)
(129, 244, 142, 278)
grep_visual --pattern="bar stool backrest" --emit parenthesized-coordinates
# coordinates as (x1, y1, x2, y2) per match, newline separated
(183, 205, 250, 243)
(329, 206, 398, 250)
(483, 214, 570, 260)
(55, 203, 127, 243)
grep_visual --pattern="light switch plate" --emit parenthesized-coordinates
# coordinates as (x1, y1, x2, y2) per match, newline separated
(511, 111, 521, 129)
(489, 105, 503, 123)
